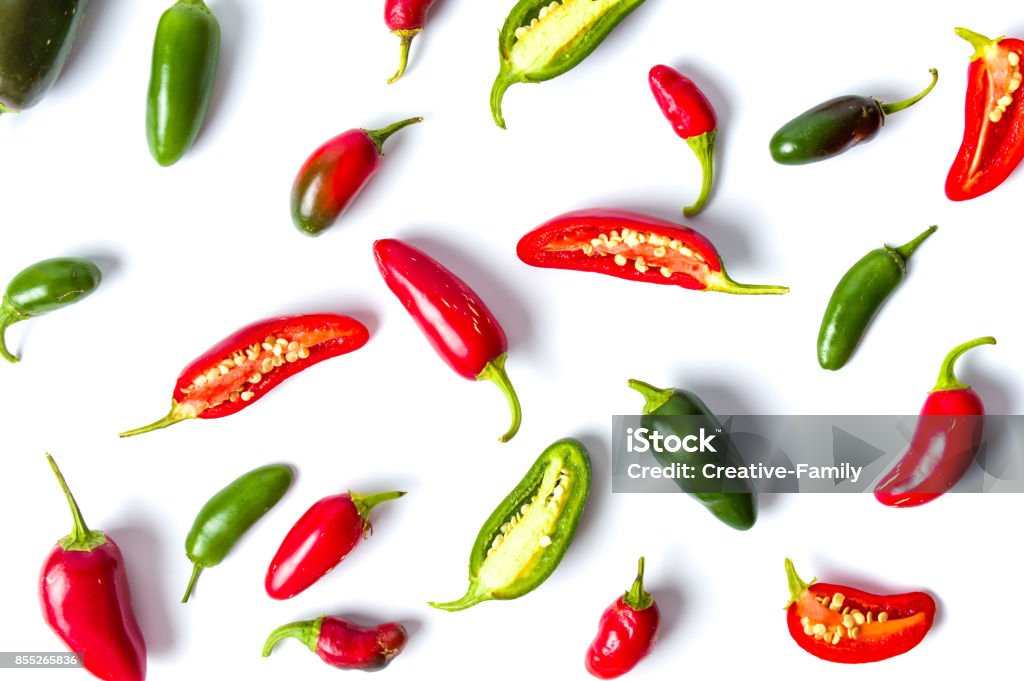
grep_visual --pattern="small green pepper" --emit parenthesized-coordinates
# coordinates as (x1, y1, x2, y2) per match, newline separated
(429, 438, 591, 611)
(490, 0, 647, 129)
(182, 463, 292, 603)
(146, 0, 221, 166)
(0, 258, 101, 363)
(818, 226, 937, 371)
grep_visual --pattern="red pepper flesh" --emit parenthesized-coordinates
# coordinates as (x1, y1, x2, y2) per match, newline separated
(385, 0, 438, 83)
(946, 28, 1024, 201)
(875, 336, 995, 507)
(119, 313, 369, 437)
(263, 615, 407, 671)
(586, 557, 660, 679)
(517, 209, 788, 295)
(40, 454, 147, 681)
(784, 558, 935, 664)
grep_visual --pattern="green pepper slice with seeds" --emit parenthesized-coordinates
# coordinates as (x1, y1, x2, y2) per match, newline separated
(429, 438, 591, 611)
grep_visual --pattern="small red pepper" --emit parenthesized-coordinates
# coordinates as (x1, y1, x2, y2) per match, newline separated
(649, 65, 718, 216)
(40, 454, 147, 681)
(385, 0, 439, 83)
(875, 336, 995, 507)
(291, 117, 422, 236)
(585, 557, 660, 679)
(120, 314, 369, 437)
(517, 209, 789, 295)
(374, 238, 522, 442)
(946, 28, 1024, 201)
(784, 558, 935, 664)
(265, 489, 405, 600)
(262, 615, 407, 671)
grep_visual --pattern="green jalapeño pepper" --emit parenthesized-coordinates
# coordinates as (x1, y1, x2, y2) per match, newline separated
(430, 438, 591, 611)
(490, 0, 646, 129)
(146, 0, 220, 166)
(0, 258, 101, 363)
(628, 379, 756, 531)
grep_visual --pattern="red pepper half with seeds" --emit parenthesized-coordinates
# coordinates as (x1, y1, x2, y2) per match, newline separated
(517, 209, 789, 295)
(784, 558, 936, 664)
(120, 314, 369, 437)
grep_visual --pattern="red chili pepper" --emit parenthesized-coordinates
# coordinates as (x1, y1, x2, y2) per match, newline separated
(292, 117, 422, 236)
(374, 238, 522, 442)
(40, 454, 147, 681)
(783, 558, 935, 664)
(265, 489, 405, 600)
(385, 0, 439, 83)
(262, 615, 407, 671)
(946, 28, 1024, 201)
(120, 314, 369, 437)
(874, 336, 995, 507)
(585, 557, 660, 679)
(517, 209, 789, 295)
(649, 65, 718, 216)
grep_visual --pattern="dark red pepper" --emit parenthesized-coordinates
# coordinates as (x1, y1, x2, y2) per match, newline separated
(649, 65, 718, 216)
(585, 557, 660, 679)
(946, 28, 1024, 201)
(385, 0, 439, 83)
(40, 454, 147, 681)
(517, 209, 789, 295)
(374, 238, 522, 442)
(874, 336, 995, 507)
(120, 314, 369, 437)
(784, 558, 936, 664)
(262, 615, 407, 671)
(265, 489, 405, 600)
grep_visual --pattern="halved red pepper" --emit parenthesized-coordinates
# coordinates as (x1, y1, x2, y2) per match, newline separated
(517, 209, 788, 295)
(784, 558, 936, 664)
(120, 314, 369, 437)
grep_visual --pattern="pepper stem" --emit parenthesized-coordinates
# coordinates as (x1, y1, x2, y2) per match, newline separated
(429, 584, 491, 612)
(683, 131, 716, 217)
(0, 104, 12, 115)
(623, 556, 654, 611)
(364, 116, 424, 154)
(350, 490, 406, 535)
(119, 403, 193, 438)
(783, 557, 816, 608)
(955, 28, 1001, 61)
(262, 616, 324, 656)
(892, 225, 938, 260)
(46, 454, 106, 552)
(181, 563, 203, 603)
(627, 379, 675, 414)
(0, 299, 30, 363)
(704, 270, 790, 295)
(387, 30, 420, 84)
(932, 336, 996, 393)
(477, 353, 522, 443)
(880, 68, 938, 115)
(490, 73, 513, 129)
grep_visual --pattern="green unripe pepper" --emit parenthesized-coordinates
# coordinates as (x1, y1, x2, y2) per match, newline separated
(146, 0, 221, 166)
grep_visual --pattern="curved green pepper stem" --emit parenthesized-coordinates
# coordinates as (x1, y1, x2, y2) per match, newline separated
(477, 353, 522, 443)
(262, 616, 324, 656)
(892, 225, 938, 261)
(46, 454, 106, 552)
(428, 583, 491, 612)
(955, 28, 1002, 61)
(783, 557, 815, 608)
(627, 379, 675, 414)
(119, 402, 194, 438)
(387, 30, 420, 84)
(0, 300, 30, 363)
(703, 269, 790, 295)
(490, 73, 514, 129)
(932, 336, 996, 393)
(0, 103, 13, 115)
(181, 563, 203, 603)
(364, 116, 424, 154)
(623, 556, 654, 611)
(683, 131, 716, 217)
(880, 68, 938, 116)
(350, 490, 406, 536)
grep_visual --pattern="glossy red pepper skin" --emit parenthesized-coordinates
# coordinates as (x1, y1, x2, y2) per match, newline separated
(263, 615, 407, 671)
(586, 557, 660, 679)
(120, 314, 369, 437)
(784, 559, 935, 664)
(265, 490, 405, 600)
(385, 0, 438, 83)
(374, 238, 522, 442)
(946, 29, 1024, 201)
(517, 209, 788, 295)
(875, 336, 995, 507)
(40, 455, 147, 681)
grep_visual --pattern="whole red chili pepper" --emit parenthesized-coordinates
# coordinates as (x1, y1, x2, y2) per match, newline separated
(265, 489, 405, 600)
(649, 65, 718, 216)
(385, 0, 438, 83)
(40, 454, 147, 681)
(262, 615, 407, 671)
(946, 28, 1024, 201)
(517, 209, 789, 295)
(374, 238, 522, 442)
(292, 117, 422, 236)
(120, 314, 369, 437)
(783, 558, 935, 664)
(874, 336, 995, 507)
(585, 557, 660, 679)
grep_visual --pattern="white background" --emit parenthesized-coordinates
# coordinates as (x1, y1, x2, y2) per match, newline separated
(2, 0, 1023, 678)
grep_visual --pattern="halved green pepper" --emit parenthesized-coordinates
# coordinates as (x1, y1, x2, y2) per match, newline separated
(429, 438, 591, 611)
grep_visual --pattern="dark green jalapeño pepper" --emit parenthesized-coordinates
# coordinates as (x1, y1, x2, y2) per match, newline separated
(146, 0, 220, 166)
(182, 463, 292, 603)
(0, 1, 88, 114)
(628, 379, 756, 531)
(818, 226, 936, 371)
(0, 257, 101, 363)
(490, 0, 647, 129)
(429, 438, 591, 611)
